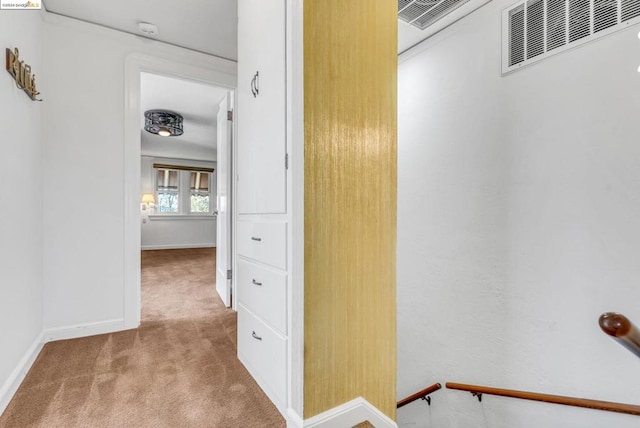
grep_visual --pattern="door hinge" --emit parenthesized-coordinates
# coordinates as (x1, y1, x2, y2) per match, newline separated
(226, 269, 232, 280)
(285, 153, 289, 170)
(227, 110, 233, 121)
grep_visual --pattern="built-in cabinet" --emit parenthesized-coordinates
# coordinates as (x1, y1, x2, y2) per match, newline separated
(236, 0, 397, 423)
(237, 0, 287, 215)
(236, 0, 290, 415)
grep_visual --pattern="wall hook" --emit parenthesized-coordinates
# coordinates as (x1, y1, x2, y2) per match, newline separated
(471, 392, 483, 402)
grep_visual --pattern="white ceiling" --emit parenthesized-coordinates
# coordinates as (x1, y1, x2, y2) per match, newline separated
(41, 1, 482, 158)
(42, 0, 238, 60)
(140, 72, 228, 161)
(399, 20, 432, 53)
(43, 0, 434, 59)
(398, 0, 491, 54)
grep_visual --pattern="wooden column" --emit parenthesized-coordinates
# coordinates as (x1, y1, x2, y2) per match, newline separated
(303, 0, 398, 419)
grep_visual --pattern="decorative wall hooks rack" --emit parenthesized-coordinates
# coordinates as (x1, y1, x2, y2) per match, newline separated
(5, 47, 42, 101)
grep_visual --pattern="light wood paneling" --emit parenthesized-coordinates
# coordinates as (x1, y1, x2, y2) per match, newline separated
(303, 0, 397, 420)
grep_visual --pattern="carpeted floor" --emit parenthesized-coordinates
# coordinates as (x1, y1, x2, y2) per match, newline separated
(0, 248, 285, 428)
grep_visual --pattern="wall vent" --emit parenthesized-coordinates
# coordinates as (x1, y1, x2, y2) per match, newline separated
(399, 0, 472, 30)
(502, 0, 640, 73)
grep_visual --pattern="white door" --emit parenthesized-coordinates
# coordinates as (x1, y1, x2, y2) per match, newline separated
(216, 92, 232, 307)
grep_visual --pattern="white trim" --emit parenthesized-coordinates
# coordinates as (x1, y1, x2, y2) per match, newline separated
(230, 89, 238, 312)
(123, 52, 237, 331)
(141, 243, 215, 250)
(287, 0, 305, 417)
(148, 215, 217, 221)
(42, 10, 237, 64)
(2, 319, 127, 415)
(43, 319, 125, 342)
(237, 352, 287, 415)
(0, 332, 44, 416)
(286, 408, 304, 428)
(302, 397, 398, 428)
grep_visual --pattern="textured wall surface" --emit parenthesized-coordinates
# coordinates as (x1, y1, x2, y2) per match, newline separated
(397, 1, 640, 426)
(41, 14, 234, 330)
(0, 10, 44, 412)
(304, 0, 398, 419)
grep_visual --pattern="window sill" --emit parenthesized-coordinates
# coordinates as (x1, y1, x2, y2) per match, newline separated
(148, 214, 216, 221)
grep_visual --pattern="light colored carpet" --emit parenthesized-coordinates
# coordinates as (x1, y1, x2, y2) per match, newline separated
(0, 248, 285, 428)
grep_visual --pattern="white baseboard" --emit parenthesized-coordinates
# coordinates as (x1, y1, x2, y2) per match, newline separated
(43, 318, 126, 342)
(0, 331, 44, 416)
(1, 319, 129, 417)
(303, 397, 398, 428)
(286, 408, 304, 428)
(141, 243, 216, 250)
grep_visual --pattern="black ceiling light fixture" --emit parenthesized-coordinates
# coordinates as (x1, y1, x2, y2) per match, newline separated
(144, 110, 184, 137)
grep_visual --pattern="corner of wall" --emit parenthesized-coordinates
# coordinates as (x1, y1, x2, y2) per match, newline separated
(0, 332, 44, 416)
(302, 398, 398, 428)
(0, 6, 46, 418)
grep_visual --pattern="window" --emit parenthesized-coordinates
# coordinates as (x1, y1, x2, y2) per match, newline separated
(190, 171, 210, 213)
(153, 164, 214, 215)
(156, 169, 179, 213)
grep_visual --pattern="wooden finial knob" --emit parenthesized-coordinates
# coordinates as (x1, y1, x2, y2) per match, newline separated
(599, 312, 632, 338)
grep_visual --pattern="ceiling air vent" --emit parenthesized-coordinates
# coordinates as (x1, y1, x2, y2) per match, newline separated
(399, 0, 472, 30)
(502, 0, 640, 73)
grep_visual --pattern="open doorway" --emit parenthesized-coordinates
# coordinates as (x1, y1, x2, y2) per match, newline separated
(123, 53, 237, 329)
(123, 54, 237, 329)
(138, 72, 233, 320)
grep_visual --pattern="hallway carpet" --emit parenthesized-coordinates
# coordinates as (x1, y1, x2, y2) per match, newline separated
(0, 248, 285, 428)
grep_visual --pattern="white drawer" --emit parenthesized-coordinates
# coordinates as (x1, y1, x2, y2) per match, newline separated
(237, 305, 287, 405)
(237, 221, 287, 269)
(237, 259, 287, 335)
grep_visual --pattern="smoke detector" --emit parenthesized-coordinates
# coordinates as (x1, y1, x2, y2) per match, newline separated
(138, 22, 158, 36)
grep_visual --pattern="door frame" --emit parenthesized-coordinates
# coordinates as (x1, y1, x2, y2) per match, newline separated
(123, 53, 237, 329)
(216, 91, 234, 307)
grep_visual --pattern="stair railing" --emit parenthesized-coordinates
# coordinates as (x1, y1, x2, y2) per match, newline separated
(446, 382, 640, 416)
(397, 383, 442, 408)
(599, 312, 640, 359)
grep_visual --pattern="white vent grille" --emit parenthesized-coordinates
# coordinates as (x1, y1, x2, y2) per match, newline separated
(399, 0, 472, 30)
(509, 6, 526, 65)
(594, 0, 618, 32)
(622, 0, 640, 20)
(527, 0, 545, 57)
(569, 0, 590, 42)
(547, 0, 567, 50)
(502, 0, 640, 73)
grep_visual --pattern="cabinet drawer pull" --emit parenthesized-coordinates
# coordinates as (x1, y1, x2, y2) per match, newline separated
(253, 70, 259, 97)
(251, 236, 262, 242)
(252, 279, 263, 286)
(252, 331, 263, 341)
(250, 71, 259, 98)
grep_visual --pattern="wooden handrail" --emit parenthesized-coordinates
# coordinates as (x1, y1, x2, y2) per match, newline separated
(599, 312, 640, 359)
(446, 382, 640, 416)
(397, 383, 442, 408)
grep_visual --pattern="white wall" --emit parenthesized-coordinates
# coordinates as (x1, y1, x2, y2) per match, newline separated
(397, 2, 640, 427)
(140, 156, 216, 249)
(0, 9, 44, 412)
(41, 13, 235, 331)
